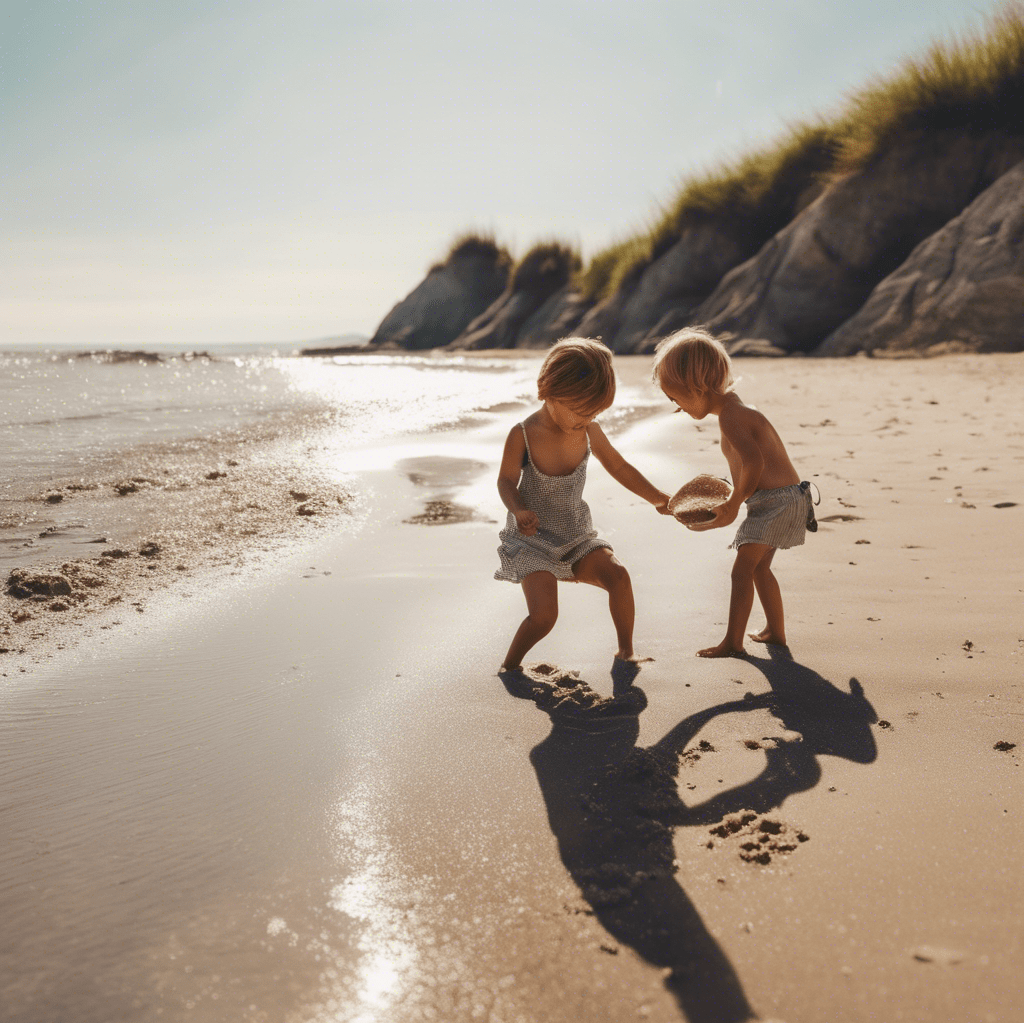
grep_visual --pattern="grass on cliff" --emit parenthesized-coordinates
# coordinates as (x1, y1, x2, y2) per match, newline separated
(577, 123, 839, 299)
(579, 4, 1024, 301)
(510, 241, 581, 294)
(836, 4, 1024, 167)
(430, 233, 512, 273)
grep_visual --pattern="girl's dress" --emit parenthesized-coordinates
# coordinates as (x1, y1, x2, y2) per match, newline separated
(495, 422, 612, 583)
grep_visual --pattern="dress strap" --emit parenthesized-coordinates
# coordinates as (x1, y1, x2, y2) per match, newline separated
(519, 422, 532, 466)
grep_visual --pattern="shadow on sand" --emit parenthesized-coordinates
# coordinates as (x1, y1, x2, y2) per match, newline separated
(501, 647, 877, 1023)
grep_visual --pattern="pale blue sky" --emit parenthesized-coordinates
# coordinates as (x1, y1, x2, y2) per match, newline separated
(1, 0, 1004, 347)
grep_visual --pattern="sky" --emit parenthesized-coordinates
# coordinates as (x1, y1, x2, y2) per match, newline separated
(1, 0, 1008, 348)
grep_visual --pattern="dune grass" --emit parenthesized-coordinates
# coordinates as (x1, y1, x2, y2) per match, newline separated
(510, 241, 582, 294)
(430, 233, 512, 274)
(835, 4, 1024, 168)
(578, 123, 839, 300)
(579, 4, 1024, 302)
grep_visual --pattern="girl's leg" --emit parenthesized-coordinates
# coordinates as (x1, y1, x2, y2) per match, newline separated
(698, 543, 773, 658)
(749, 548, 787, 645)
(573, 548, 636, 660)
(501, 571, 558, 670)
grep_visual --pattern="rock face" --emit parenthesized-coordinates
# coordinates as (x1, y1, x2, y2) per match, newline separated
(607, 225, 748, 353)
(369, 239, 511, 350)
(696, 132, 1024, 352)
(450, 244, 579, 350)
(817, 160, 1024, 355)
(574, 286, 634, 350)
(514, 287, 592, 348)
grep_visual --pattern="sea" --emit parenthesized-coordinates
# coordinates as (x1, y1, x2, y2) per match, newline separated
(0, 343, 662, 569)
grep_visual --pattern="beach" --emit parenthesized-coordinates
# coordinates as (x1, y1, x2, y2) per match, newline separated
(1, 352, 1022, 1023)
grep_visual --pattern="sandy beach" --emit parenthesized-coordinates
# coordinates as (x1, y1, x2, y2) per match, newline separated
(2, 353, 1022, 1023)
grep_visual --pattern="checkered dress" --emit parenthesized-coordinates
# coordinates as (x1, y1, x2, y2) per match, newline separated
(495, 423, 612, 583)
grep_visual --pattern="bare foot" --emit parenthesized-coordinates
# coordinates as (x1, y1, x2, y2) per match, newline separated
(615, 652, 654, 663)
(748, 628, 788, 646)
(697, 640, 745, 658)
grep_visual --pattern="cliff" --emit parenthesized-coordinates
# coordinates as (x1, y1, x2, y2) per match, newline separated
(368, 237, 511, 351)
(365, 10, 1024, 358)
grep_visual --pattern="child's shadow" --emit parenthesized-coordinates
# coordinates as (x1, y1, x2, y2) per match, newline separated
(500, 653, 876, 1023)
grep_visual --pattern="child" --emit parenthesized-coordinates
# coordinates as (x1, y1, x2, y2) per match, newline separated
(496, 338, 671, 671)
(652, 327, 815, 658)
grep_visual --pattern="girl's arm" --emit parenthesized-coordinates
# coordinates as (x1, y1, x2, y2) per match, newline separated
(497, 426, 540, 535)
(588, 423, 671, 513)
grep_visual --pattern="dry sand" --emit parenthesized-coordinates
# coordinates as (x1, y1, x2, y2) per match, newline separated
(1, 353, 1021, 1023)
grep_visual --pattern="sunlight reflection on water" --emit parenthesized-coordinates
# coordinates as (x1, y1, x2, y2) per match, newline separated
(277, 354, 539, 446)
(316, 781, 427, 1023)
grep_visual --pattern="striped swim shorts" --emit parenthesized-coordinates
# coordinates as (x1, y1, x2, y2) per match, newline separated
(729, 481, 817, 550)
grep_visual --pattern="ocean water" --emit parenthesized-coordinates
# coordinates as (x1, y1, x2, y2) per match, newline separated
(0, 349, 536, 490)
(0, 347, 662, 568)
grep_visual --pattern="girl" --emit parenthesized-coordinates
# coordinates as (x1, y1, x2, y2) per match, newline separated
(495, 338, 670, 670)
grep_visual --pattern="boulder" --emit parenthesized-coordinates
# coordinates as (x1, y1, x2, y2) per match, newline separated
(695, 131, 1024, 352)
(450, 243, 579, 350)
(817, 160, 1024, 355)
(369, 238, 511, 350)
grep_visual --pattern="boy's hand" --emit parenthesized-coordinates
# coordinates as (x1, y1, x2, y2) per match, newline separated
(653, 493, 672, 516)
(514, 509, 540, 536)
(687, 501, 737, 531)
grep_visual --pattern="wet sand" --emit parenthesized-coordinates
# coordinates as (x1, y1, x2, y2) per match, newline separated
(0, 416, 356, 667)
(1, 354, 1022, 1023)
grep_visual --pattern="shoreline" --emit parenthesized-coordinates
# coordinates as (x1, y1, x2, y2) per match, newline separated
(0, 417, 359, 672)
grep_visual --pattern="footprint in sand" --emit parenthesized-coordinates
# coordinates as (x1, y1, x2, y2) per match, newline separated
(706, 812, 810, 865)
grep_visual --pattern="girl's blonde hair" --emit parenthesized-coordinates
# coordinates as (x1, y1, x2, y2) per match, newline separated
(537, 337, 615, 417)
(652, 327, 734, 395)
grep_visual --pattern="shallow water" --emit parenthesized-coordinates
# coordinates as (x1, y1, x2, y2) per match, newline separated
(0, 349, 540, 490)
(0, 348, 661, 571)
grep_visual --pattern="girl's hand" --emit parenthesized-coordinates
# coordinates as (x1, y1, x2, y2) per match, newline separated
(687, 502, 737, 531)
(653, 494, 672, 516)
(514, 509, 540, 536)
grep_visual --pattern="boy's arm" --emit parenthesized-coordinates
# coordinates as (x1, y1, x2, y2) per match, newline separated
(687, 409, 763, 531)
(588, 423, 672, 513)
(497, 426, 539, 535)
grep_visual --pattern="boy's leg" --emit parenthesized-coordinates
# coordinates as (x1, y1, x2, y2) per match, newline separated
(573, 547, 636, 660)
(502, 571, 558, 670)
(698, 543, 774, 658)
(749, 547, 787, 645)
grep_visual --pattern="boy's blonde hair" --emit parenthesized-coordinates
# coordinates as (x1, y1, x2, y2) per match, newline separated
(537, 337, 615, 417)
(652, 327, 734, 396)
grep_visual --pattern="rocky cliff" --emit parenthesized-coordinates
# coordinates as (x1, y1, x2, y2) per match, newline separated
(818, 159, 1024, 356)
(368, 237, 511, 351)
(360, 12, 1024, 358)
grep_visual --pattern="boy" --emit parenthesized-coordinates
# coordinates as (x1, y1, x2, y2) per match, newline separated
(653, 328, 815, 657)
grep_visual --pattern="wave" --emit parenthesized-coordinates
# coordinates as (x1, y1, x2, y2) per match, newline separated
(65, 350, 219, 365)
